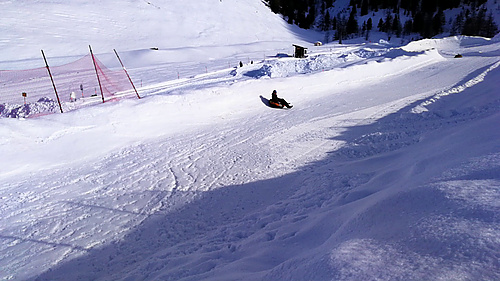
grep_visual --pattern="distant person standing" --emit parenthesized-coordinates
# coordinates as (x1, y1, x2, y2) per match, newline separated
(70, 91, 76, 102)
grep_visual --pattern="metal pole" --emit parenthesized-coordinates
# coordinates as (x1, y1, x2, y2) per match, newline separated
(113, 49, 140, 99)
(41, 50, 63, 113)
(89, 45, 105, 103)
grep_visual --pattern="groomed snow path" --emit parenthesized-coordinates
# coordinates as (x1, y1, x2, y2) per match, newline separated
(1, 37, 500, 280)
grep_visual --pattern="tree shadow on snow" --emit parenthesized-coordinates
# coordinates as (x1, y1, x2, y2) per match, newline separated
(34, 67, 500, 281)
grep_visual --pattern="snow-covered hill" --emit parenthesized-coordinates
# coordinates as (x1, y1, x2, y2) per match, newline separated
(0, 0, 320, 69)
(1, 1, 499, 280)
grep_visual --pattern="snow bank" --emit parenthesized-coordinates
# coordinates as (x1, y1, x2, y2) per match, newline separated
(402, 36, 461, 52)
(248, 45, 437, 78)
(0, 97, 58, 118)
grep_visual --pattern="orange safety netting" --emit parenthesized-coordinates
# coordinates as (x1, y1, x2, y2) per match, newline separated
(0, 53, 133, 118)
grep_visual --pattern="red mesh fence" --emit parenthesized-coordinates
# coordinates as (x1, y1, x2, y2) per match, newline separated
(0, 53, 134, 118)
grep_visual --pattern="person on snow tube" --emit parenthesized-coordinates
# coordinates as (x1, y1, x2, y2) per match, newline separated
(270, 90, 292, 108)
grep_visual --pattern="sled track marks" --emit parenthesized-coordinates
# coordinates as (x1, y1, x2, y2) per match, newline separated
(137, 67, 239, 97)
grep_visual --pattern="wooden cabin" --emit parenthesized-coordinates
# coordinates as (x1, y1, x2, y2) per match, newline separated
(292, 44, 307, 58)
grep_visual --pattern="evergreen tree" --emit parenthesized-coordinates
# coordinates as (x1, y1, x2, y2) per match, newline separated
(407, 0, 419, 15)
(462, 9, 477, 35)
(321, 10, 332, 31)
(412, 12, 424, 34)
(476, 7, 489, 36)
(335, 14, 348, 43)
(450, 12, 464, 35)
(432, 9, 446, 36)
(421, 12, 435, 38)
(378, 18, 385, 32)
(265, 0, 498, 39)
(367, 18, 373, 30)
(268, 0, 281, 14)
(305, 5, 316, 29)
(461, 8, 499, 37)
(483, 12, 499, 37)
(392, 14, 402, 37)
(384, 12, 394, 33)
(346, 6, 359, 35)
(361, 0, 369, 16)
(403, 19, 413, 36)
(421, 0, 437, 13)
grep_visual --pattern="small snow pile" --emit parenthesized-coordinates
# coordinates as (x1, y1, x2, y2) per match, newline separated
(0, 97, 58, 118)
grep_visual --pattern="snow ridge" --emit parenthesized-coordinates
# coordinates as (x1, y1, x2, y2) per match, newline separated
(412, 59, 500, 113)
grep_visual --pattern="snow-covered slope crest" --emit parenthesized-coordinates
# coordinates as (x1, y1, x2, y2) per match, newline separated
(403, 35, 500, 52)
(0, 0, 300, 62)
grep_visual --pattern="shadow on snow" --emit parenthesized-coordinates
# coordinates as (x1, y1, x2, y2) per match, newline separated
(34, 67, 500, 281)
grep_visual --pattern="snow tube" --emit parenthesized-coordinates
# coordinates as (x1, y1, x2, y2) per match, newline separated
(269, 100, 284, 108)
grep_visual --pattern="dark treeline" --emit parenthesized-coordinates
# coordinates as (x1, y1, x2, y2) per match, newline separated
(265, 0, 498, 40)
(267, 0, 317, 28)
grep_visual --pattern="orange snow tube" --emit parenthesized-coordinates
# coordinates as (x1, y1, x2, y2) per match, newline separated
(269, 100, 284, 108)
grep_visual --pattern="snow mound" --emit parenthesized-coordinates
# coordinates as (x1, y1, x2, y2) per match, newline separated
(402, 37, 461, 52)
(247, 45, 434, 78)
(0, 97, 58, 118)
(246, 48, 383, 78)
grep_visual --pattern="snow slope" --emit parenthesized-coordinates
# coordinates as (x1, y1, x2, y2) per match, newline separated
(0, 0, 315, 68)
(1, 1, 499, 280)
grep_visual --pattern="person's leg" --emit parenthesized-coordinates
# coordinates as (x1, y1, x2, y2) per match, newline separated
(279, 98, 292, 108)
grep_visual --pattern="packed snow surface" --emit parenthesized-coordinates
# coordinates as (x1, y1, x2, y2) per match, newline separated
(1, 1, 499, 280)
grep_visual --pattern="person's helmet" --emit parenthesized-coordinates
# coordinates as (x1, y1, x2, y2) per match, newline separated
(272, 90, 277, 94)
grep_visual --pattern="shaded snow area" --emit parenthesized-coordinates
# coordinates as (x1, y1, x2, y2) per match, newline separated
(1, 1, 500, 280)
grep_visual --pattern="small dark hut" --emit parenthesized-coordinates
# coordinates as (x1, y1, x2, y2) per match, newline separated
(292, 44, 307, 58)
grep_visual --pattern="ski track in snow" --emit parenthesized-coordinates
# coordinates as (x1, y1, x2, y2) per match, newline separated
(1, 28, 500, 281)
